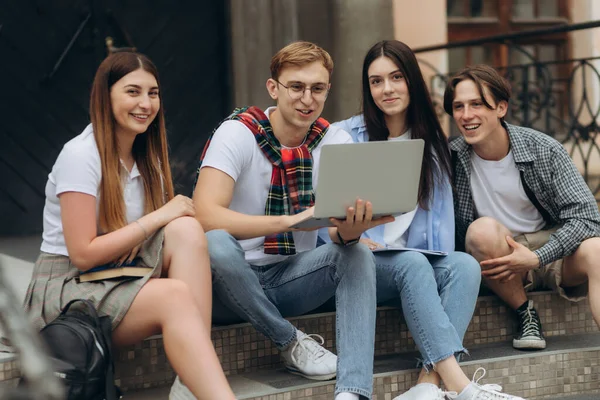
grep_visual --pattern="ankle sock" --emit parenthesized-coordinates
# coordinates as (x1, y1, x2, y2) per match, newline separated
(335, 393, 359, 400)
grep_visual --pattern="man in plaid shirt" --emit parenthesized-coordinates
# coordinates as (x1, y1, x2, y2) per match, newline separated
(444, 64, 600, 350)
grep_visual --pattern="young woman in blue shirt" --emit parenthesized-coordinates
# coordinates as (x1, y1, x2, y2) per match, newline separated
(328, 40, 523, 400)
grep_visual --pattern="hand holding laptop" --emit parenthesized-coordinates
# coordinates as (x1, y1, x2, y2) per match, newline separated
(330, 199, 395, 243)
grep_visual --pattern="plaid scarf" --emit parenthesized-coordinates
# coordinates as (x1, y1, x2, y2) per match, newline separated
(196, 106, 329, 255)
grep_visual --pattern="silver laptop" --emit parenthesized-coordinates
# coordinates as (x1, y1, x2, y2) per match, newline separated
(290, 139, 424, 229)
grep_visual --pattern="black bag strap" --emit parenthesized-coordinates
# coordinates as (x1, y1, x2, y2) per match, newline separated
(99, 318, 118, 400)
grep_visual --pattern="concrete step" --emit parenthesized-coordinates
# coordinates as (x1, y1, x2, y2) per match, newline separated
(103, 290, 597, 392)
(122, 333, 600, 399)
(123, 388, 600, 400)
(124, 391, 600, 400)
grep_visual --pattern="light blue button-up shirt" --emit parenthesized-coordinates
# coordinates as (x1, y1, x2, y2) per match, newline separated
(319, 114, 455, 252)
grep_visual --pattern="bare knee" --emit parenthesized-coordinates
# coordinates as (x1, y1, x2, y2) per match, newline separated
(113, 279, 200, 346)
(465, 217, 512, 262)
(571, 237, 600, 277)
(164, 216, 208, 251)
(150, 279, 199, 323)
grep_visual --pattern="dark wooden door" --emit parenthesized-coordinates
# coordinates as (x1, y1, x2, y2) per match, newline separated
(0, 0, 230, 235)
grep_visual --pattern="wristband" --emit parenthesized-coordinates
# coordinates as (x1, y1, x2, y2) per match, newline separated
(337, 230, 359, 247)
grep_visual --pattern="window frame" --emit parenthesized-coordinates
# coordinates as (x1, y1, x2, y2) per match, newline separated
(447, 0, 570, 68)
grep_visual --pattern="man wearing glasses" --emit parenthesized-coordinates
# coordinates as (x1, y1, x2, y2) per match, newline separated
(189, 41, 386, 400)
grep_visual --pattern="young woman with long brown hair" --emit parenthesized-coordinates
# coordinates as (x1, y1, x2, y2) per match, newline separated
(330, 40, 523, 400)
(23, 51, 235, 400)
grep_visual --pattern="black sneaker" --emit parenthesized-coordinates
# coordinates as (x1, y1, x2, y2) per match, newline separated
(513, 300, 546, 349)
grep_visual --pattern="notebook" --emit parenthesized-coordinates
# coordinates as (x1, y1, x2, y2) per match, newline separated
(78, 258, 152, 282)
(371, 247, 447, 256)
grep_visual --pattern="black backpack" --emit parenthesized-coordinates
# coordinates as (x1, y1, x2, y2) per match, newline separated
(33, 299, 120, 400)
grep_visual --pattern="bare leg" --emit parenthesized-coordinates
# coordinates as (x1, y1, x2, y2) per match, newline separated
(162, 216, 213, 330)
(113, 218, 235, 400)
(562, 237, 600, 328)
(417, 368, 441, 386)
(113, 278, 234, 400)
(433, 357, 470, 393)
(465, 217, 528, 310)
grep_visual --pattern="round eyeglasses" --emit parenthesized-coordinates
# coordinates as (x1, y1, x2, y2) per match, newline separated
(275, 80, 330, 101)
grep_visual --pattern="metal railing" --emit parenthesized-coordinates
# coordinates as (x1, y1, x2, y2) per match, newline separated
(414, 21, 600, 199)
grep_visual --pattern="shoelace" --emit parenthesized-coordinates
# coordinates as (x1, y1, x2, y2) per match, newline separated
(471, 367, 518, 399)
(290, 333, 328, 365)
(431, 386, 449, 400)
(446, 368, 521, 400)
(518, 307, 541, 338)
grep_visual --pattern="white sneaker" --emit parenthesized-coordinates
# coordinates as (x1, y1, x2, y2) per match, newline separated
(447, 368, 525, 400)
(281, 329, 337, 380)
(393, 383, 446, 400)
(169, 376, 196, 400)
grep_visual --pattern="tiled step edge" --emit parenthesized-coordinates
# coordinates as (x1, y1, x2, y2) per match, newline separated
(1, 291, 597, 392)
(211, 291, 597, 378)
(232, 333, 600, 400)
(3, 333, 600, 399)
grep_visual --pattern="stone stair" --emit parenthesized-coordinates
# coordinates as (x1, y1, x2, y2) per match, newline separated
(2, 291, 599, 399)
(1, 236, 599, 399)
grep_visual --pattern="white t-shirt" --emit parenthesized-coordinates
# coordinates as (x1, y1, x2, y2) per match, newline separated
(200, 107, 353, 265)
(382, 130, 418, 247)
(470, 150, 545, 236)
(41, 124, 146, 256)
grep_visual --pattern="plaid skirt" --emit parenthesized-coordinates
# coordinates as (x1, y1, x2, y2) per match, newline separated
(23, 228, 164, 332)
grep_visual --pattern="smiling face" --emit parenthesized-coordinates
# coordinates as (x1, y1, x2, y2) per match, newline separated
(451, 79, 507, 147)
(110, 68, 160, 138)
(266, 61, 330, 133)
(367, 56, 410, 120)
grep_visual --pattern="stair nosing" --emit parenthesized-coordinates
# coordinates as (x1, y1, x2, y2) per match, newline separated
(230, 332, 600, 399)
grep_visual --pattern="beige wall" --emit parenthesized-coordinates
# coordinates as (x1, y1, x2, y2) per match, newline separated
(392, 0, 448, 76)
(392, 0, 450, 130)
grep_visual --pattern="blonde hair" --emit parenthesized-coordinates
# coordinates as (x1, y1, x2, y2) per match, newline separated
(270, 41, 334, 80)
(89, 51, 174, 234)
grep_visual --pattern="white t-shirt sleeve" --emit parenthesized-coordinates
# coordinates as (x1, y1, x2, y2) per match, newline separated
(201, 120, 254, 181)
(53, 144, 101, 197)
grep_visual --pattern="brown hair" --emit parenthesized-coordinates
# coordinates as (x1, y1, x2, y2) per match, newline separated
(361, 40, 451, 209)
(443, 64, 512, 118)
(270, 41, 334, 80)
(90, 51, 174, 234)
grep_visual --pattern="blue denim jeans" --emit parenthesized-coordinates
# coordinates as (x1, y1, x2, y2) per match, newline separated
(207, 230, 377, 399)
(375, 251, 481, 370)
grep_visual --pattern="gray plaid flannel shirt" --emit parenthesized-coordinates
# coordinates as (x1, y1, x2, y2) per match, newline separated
(451, 122, 600, 267)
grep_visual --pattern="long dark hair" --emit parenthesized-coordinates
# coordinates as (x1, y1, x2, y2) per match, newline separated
(361, 40, 452, 209)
